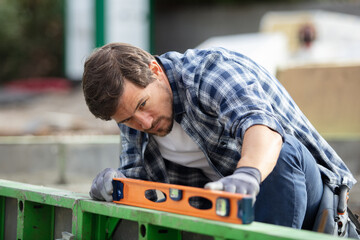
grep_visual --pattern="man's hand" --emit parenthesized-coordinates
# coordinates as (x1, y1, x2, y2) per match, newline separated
(89, 168, 126, 202)
(204, 167, 261, 199)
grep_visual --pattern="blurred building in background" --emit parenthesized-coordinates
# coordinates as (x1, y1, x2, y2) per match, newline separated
(65, 0, 152, 80)
(195, 9, 360, 137)
(1, 0, 360, 82)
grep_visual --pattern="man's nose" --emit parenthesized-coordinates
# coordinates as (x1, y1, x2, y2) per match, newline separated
(135, 112, 153, 130)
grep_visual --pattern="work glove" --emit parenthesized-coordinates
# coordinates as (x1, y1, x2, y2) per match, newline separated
(204, 167, 261, 201)
(89, 168, 126, 202)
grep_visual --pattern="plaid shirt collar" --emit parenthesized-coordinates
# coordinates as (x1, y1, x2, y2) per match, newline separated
(155, 55, 185, 123)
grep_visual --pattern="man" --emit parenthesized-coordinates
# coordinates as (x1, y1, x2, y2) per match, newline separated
(82, 42, 356, 231)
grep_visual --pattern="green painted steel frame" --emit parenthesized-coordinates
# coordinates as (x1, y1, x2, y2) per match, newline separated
(0, 179, 345, 240)
(95, 0, 106, 48)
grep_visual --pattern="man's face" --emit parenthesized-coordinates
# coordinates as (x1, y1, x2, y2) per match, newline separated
(111, 65, 174, 137)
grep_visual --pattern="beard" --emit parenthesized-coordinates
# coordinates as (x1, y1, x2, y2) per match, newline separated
(149, 81, 174, 136)
(147, 114, 174, 137)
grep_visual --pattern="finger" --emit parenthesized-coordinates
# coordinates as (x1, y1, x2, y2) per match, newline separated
(104, 196, 113, 202)
(100, 187, 113, 202)
(234, 185, 247, 194)
(90, 175, 104, 198)
(224, 184, 236, 193)
(89, 169, 115, 201)
(251, 195, 256, 206)
(89, 189, 101, 200)
(103, 170, 117, 194)
(242, 184, 259, 196)
(95, 175, 104, 192)
(103, 169, 117, 182)
(90, 180, 104, 200)
(204, 181, 224, 191)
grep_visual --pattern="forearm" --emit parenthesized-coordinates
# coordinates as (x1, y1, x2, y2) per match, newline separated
(237, 124, 283, 182)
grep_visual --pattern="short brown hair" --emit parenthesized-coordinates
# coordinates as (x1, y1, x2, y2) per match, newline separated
(82, 42, 155, 120)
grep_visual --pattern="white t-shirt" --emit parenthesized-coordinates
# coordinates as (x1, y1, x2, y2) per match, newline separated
(153, 121, 220, 181)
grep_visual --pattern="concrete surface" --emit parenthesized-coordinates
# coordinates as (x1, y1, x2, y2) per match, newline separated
(0, 135, 120, 194)
(0, 86, 119, 136)
(0, 87, 119, 193)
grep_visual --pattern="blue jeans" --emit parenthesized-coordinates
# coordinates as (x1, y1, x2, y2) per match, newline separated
(254, 134, 323, 230)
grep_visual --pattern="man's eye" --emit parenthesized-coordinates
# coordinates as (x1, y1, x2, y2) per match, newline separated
(140, 100, 147, 108)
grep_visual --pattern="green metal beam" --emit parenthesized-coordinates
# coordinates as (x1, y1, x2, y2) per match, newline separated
(139, 223, 181, 240)
(0, 179, 348, 240)
(149, 0, 155, 54)
(18, 200, 55, 240)
(95, 0, 105, 47)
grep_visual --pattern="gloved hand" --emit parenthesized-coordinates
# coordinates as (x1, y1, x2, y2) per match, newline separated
(204, 167, 261, 199)
(89, 168, 126, 202)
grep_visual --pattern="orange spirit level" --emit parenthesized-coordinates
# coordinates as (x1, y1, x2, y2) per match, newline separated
(112, 178, 254, 224)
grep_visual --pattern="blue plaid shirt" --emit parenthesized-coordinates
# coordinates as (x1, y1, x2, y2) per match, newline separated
(118, 47, 356, 192)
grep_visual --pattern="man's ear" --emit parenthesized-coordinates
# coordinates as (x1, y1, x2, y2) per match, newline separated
(149, 60, 163, 75)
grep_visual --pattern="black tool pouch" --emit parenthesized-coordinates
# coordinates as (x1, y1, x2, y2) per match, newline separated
(313, 184, 360, 238)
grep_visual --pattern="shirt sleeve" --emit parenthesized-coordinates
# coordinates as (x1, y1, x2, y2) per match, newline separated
(118, 124, 149, 179)
(197, 54, 285, 143)
(220, 81, 285, 141)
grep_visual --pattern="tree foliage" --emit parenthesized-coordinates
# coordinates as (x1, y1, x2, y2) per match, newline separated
(0, 0, 64, 83)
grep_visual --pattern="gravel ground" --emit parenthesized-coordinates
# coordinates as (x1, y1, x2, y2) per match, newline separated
(0, 86, 119, 136)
